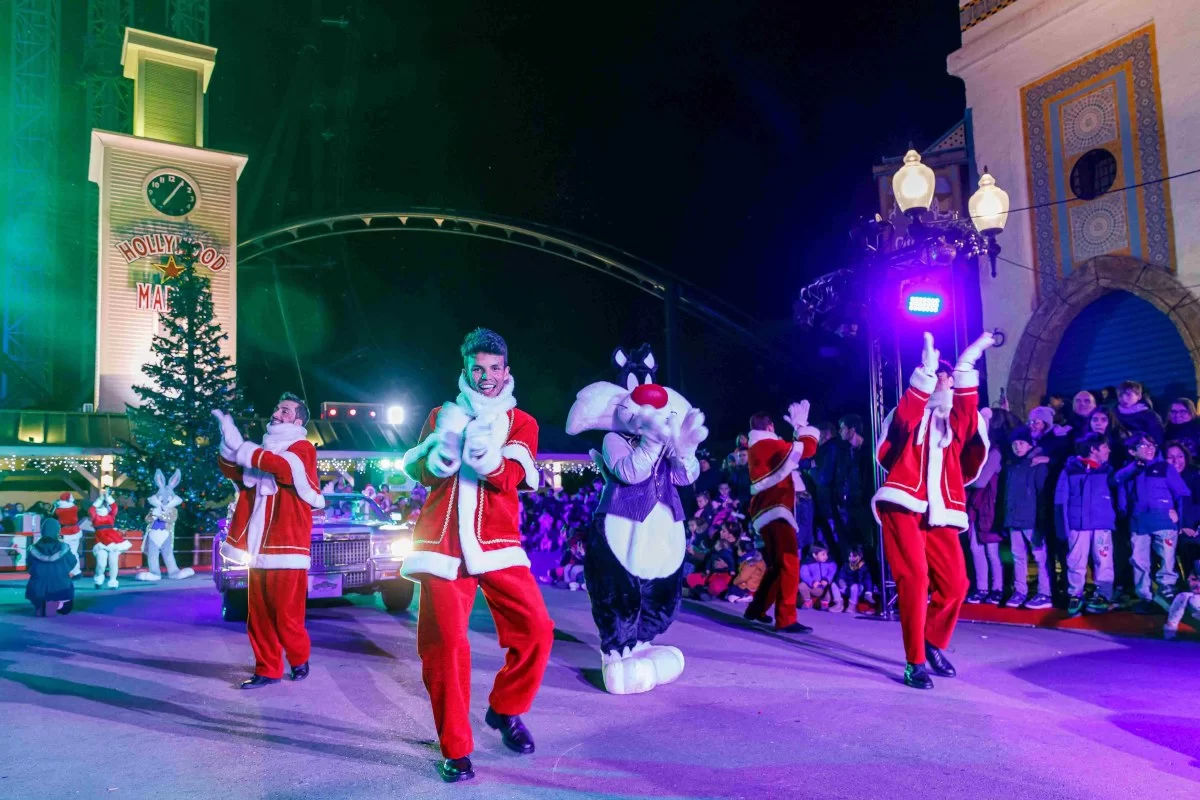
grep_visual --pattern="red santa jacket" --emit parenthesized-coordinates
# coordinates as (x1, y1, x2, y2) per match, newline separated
(871, 367, 989, 531)
(88, 502, 128, 547)
(219, 436, 324, 570)
(400, 405, 539, 581)
(55, 502, 81, 536)
(747, 425, 819, 533)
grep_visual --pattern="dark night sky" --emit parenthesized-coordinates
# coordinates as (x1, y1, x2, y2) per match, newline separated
(202, 0, 965, 447)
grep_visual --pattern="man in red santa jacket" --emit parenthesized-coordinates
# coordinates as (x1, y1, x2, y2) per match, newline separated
(400, 328, 553, 784)
(54, 493, 83, 578)
(743, 400, 820, 633)
(212, 393, 324, 689)
(872, 331, 992, 690)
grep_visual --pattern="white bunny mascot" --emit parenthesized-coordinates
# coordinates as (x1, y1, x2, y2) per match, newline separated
(135, 468, 195, 581)
(566, 345, 708, 695)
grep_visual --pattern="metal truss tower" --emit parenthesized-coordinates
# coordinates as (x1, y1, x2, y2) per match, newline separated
(166, 0, 209, 43)
(3, 0, 60, 407)
(85, 0, 134, 132)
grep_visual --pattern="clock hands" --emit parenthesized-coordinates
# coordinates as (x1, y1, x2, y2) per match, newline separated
(161, 180, 186, 208)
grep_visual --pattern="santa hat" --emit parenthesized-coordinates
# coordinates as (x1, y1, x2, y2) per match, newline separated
(56, 493, 74, 508)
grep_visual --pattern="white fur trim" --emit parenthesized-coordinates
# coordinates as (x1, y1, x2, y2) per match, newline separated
(910, 368, 936, 394)
(400, 550, 462, 582)
(793, 425, 819, 442)
(752, 505, 799, 533)
(234, 440, 259, 470)
(401, 437, 437, 482)
(750, 441, 806, 495)
(92, 540, 132, 554)
(249, 553, 311, 569)
(963, 410, 991, 487)
(870, 486, 929, 525)
(747, 429, 778, 446)
(501, 444, 540, 491)
(279, 450, 326, 509)
(954, 368, 980, 389)
(455, 465, 531, 575)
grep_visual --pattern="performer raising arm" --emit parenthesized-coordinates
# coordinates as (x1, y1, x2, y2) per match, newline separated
(400, 328, 554, 784)
(872, 331, 992, 689)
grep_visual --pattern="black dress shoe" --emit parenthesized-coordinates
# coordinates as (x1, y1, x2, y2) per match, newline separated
(290, 662, 309, 681)
(743, 610, 772, 625)
(777, 622, 813, 634)
(924, 644, 956, 677)
(437, 756, 475, 783)
(239, 675, 281, 690)
(904, 663, 934, 690)
(485, 707, 535, 754)
(56, 600, 74, 615)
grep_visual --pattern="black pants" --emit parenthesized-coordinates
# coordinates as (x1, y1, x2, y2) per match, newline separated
(583, 515, 683, 655)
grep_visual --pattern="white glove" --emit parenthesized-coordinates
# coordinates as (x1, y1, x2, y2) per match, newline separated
(427, 431, 462, 478)
(783, 400, 810, 431)
(672, 408, 709, 460)
(211, 409, 245, 453)
(956, 330, 995, 370)
(631, 405, 673, 445)
(920, 332, 940, 376)
(463, 429, 502, 476)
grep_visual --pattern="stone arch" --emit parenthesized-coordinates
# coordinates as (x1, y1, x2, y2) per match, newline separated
(1006, 255, 1200, 414)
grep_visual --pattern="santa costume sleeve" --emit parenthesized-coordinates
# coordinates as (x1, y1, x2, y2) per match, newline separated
(481, 412, 540, 492)
(218, 454, 245, 486)
(234, 438, 325, 508)
(401, 408, 453, 488)
(950, 365, 981, 441)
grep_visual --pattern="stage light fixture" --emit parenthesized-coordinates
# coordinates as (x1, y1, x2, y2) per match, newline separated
(906, 293, 943, 316)
(386, 405, 405, 425)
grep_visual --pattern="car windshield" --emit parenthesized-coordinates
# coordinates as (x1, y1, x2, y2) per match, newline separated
(316, 494, 388, 524)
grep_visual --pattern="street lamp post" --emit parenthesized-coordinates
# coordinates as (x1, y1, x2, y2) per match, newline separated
(796, 151, 1010, 619)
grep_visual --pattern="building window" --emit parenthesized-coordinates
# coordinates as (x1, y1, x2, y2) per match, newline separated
(1070, 148, 1118, 201)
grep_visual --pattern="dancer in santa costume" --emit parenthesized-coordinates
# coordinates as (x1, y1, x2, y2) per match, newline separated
(212, 393, 325, 689)
(400, 328, 554, 784)
(54, 493, 83, 578)
(743, 401, 820, 633)
(872, 331, 992, 690)
(89, 489, 131, 588)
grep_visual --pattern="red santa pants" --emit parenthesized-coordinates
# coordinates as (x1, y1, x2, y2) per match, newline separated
(879, 504, 969, 664)
(417, 566, 555, 759)
(746, 519, 800, 629)
(247, 568, 311, 679)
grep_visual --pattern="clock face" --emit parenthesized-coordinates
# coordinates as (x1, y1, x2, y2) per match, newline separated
(145, 171, 198, 217)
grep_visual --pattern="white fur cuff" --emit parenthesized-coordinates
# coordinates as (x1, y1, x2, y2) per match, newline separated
(910, 368, 937, 395)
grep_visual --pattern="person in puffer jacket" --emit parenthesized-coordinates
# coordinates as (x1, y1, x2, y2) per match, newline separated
(1054, 433, 1118, 617)
(1116, 433, 1190, 612)
(25, 518, 77, 616)
(799, 543, 841, 611)
(1163, 565, 1200, 640)
(1115, 381, 1165, 445)
(1003, 427, 1051, 609)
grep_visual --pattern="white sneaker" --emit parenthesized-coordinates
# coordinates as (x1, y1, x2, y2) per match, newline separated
(106, 579, 119, 589)
(135, 571, 162, 582)
(568, 582, 579, 591)
(94, 577, 105, 589)
(170, 568, 195, 580)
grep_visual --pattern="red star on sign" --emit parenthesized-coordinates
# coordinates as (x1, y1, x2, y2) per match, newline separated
(157, 254, 184, 280)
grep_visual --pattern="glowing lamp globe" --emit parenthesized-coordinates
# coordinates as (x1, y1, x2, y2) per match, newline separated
(386, 405, 405, 425)
(892, 150, 936, 214)
(968, 171, 1010, 235)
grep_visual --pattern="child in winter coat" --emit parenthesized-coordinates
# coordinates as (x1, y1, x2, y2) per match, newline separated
(1115, 380, 1165, 445)
(25, 519, 77, 616)
(684, 522, 740, 600)
(726, 539, 763, 603)
(1003, 427, 1052, 609)
(549, 533, 587, 590)
(835, 546, 875, 613)
(1055, 433, 1119, 617)
(1116, 433, 1191, 611)
(799, 543, 841, 611)
(1164, 563, 1200, 640)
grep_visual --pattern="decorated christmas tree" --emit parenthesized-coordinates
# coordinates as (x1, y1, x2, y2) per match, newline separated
(124, 241, 249, 541)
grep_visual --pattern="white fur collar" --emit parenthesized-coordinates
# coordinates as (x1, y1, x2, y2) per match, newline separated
(454, 373, 516, 420)
(747, 429, 779, 446)
(262, 422, 308, 453)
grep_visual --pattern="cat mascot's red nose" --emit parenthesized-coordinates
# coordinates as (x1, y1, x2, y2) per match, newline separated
(631, 384, 668, 409)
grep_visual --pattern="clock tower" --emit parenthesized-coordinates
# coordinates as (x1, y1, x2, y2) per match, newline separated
(88, 28, 247, 412)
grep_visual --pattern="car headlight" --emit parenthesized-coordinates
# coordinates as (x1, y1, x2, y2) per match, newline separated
(372, 537, 412, 558)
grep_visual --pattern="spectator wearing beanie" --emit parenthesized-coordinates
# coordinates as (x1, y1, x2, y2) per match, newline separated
(1028, 406, 1067, 463)
(25, 518, 77, 617)
(1003, 426, 1052, 609)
